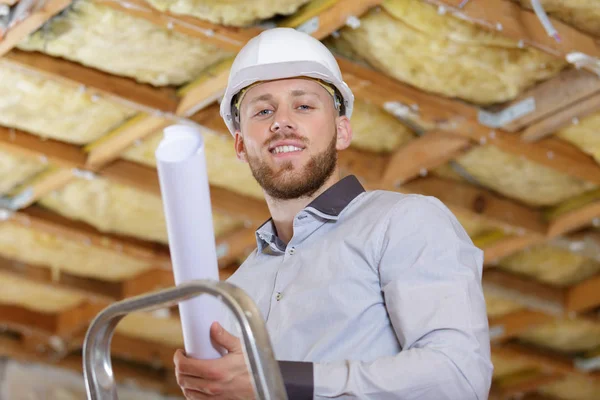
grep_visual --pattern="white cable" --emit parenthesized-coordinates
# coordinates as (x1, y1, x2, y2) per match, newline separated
(531, 0, 561, 42)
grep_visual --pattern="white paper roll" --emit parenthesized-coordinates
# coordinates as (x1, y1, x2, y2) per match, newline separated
(155, 124, 223, 360)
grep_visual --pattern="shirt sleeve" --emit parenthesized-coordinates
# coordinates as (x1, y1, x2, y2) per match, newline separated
(312, 195, 494, 400)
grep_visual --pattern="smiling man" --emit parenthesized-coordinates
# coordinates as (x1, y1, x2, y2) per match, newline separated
(173, 27, 493, 400)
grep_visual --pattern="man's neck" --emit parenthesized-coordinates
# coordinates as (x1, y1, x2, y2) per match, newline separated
(264, 171, 340, 244)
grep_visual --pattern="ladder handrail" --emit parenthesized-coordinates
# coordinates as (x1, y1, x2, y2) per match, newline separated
(82, 279, 288, 400)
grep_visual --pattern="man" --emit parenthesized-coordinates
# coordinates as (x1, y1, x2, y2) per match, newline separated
(173, 27, 493, 400)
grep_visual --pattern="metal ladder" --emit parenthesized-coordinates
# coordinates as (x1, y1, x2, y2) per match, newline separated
(82, 280, 288, 400)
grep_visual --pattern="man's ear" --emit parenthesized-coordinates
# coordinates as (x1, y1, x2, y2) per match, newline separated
(335, 116, 352, 151)
(234, 131, 248, 162)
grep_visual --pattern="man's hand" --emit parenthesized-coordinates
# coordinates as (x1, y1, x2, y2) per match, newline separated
(174, 322, 255, 399)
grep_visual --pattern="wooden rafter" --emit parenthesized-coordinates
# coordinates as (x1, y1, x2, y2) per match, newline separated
(380, 131, 471, 187)
(522, 93, 600, 142)
(489, 309, 554, 343)
(0, 0, 73, 56)
(94, 0, 261, 52)
(3, 50, 179, 113)
(481, 67, 600, 133)
(6, 168, 75, 210)
(424, 0, 600, 59)
(490, 370, 565, 400)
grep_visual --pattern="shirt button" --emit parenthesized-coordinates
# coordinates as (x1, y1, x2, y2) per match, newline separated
(288, 247, 295, 255)
(276, 292, 283, 301)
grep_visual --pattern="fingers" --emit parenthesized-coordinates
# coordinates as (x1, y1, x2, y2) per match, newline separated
(178, 374, 223, 398)
(210, 322, 242, 353)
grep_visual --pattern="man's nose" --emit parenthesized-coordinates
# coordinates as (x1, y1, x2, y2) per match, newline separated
(270, 108, 296, 133)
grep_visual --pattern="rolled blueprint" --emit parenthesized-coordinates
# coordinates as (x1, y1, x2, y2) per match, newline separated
(155, 124, 223, 360)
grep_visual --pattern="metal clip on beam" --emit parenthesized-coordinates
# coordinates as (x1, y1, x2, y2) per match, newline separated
(83, 280, 288, 400)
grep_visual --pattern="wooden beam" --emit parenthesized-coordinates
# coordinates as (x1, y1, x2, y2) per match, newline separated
(491, 371, 564, 400)
(484, 268, 566, 314)
(492, 342, 600, 380)
(0, 255, 171, 299)
(482, 68, 600, 133)
(398, 176, 547, 235)
(216, 227, 256, 268)
(548, 201, 600, 238)
(5, 168, 75, 210)
(0, 0, 72, 56)
(424, 0, 600, 59)
(0, 335, 181, 396)
(94, 0, 261, 52)
(84, 115, 171, 169)
(177, 58, 234, 117)
(483, 235, 546, 265)
(281, 0, 383, 40)
(489, 309, 555, 342)
(13, 205, 172, 264)
(0, 126, 86, 169)
(565, 273, 600, 314)
(101, 159, 270, 224)
(3, 50, 179, 114)
(457, 128, 600, 185)
(522, 92, 600, 142)
(380, 131, 471, 187)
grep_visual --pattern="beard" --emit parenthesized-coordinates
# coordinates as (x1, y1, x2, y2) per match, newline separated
(246, 131, 338, 200)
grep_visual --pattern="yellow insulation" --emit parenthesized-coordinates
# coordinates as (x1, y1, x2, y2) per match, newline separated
(0, 60, 136, 144)
(0, 222, 154, 281)
(145, 0, 310, 27)
(38, 176, 244, 243)
(327, 0, 565, 105)
(0, 271, 86, 313)
(452, 145, 597, 207)
(116, 312, 184, 347)
(539, 375, 600, 400)
(498, 244, 600, 286)
(484, 292, 524, 318)
(0, 149, 46, 195)
(17, 0, 234, 86)
(490, 353, 537, 378)
(556, 111, 600, 164)
(518, 318, 600, 353)
(515, 0, 600, 37)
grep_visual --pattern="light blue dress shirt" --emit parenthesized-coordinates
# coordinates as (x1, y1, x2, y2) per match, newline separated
(225, 175, 493, 399)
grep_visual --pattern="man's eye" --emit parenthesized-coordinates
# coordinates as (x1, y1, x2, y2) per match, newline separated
(256, 109, 272, 116)
(298, 105, 312, 110)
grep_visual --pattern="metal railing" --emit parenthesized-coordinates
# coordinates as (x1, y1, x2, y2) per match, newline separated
(82, 280, 288, 400)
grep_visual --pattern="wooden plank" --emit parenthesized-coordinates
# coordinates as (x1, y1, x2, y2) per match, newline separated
(522, 92, 600, 142)
(489, 309, 555, 342)
(492, 343, 600, 380)
(101, 159, 271, 224)
(283, 0, 383, 40)
(484, 68, 600, 133)
(491, 371, 564, 400)
(424, 0, 600, 59)
(177, 58, 234, 117)
(13, 206, 172, 264)
(398, 176, 547, 235)
(216, 227, 256, 268)
(456, 128, 600, 185)
(0, 0, 72, 56)
(0, 126, 86, 169)
(548, 201, 600, 238)
(0, 335, 181, 396)
(483, 234, 546, 265)
(565, 273, 600, 314)
(5, 168, 75, 210)
(188, 102, 229, 133)
(484, 268, 566, 314)
(95, 0, 261, 52)
(381, 131, 471, 187)
(339, 147, 388, 186)
(4, 50, 179, 114)
(84, 115, 170, 169)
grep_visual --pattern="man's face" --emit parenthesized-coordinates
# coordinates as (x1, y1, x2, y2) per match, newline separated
(234, 78, 351, 200)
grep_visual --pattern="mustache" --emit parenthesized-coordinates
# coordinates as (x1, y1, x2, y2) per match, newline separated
(264, 132, 309, 148)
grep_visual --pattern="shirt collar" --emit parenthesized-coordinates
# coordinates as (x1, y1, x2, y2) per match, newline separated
(255, 175, 366, 252)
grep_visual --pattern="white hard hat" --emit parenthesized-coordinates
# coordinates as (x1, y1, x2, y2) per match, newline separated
(219, 27, 354, 136)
